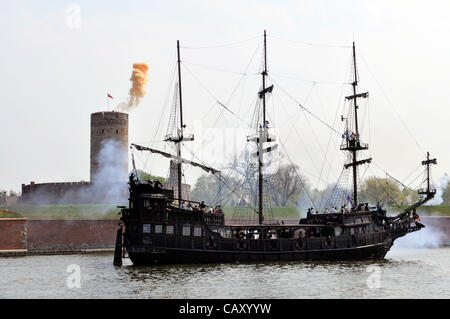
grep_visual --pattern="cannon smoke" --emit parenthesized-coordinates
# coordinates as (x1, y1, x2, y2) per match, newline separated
(116, 62, 149, 111)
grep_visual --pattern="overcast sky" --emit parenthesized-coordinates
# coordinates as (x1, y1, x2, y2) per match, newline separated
(1, 0, 448, 195)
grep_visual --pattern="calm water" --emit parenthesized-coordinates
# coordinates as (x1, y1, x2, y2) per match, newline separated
(1, 243, 449, 299)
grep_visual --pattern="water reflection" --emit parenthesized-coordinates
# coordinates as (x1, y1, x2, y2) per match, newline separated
(1, 248, 448, 298)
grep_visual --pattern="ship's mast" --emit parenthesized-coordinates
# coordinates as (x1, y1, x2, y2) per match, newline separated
(419, 151, 437, 197)
(176, 40, 184, 206)
(258, 31, 268, 225)
(341, 42, 371, 209)
(250, 30, 276, 224)
(351, 43, 359, 206)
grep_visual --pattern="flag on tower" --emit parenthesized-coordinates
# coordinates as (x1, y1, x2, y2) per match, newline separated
(107, 93, 113, 99)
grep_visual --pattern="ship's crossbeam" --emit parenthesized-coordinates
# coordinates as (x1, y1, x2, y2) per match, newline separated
(422, 158, 437, 165)
(164, 134, 194, 142)
(247, 135, 276, 143)
(345, 92, 369, 100)
(344, 158, 372, 169)
(252, 144, 278, 157)
(258, 85, 274, 98)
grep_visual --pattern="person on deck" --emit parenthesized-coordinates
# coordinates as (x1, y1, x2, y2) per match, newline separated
(344, 129, 350, 141)
(349, 132, 356, 147)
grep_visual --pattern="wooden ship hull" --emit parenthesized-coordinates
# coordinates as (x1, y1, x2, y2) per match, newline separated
(115, 183, 424, 266)
(125, 232, 393, 266)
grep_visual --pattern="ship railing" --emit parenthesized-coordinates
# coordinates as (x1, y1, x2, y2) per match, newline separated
(340, 140, 369, 151)
(417, 188, 437, 195)
(306, 212, 343, 224)
(202, 212, 225, 226)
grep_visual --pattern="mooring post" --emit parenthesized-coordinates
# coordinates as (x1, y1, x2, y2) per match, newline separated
(113, 226, 123, 266)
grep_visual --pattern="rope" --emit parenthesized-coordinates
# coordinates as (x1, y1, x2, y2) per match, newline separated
(268, 34, 352, 49)
(183, 61, 259, 76)
(278, 139, 318, 209)
(183, 145, 259, 214)
(359, 52, 427, 157)
(181, 35, 261, 49)
(143, 55, 178, 174)
(271, 72, 349, 85)
(270, 76, 341, 135)
(182, 63, 251, 128)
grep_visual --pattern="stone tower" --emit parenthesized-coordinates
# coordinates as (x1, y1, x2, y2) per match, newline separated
(90, 111, 129, 182)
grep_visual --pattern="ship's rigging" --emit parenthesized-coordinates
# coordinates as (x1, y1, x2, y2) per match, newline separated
(131, 31, 437, 221)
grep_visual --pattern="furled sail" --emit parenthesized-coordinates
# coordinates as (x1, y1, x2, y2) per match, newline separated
(131, 143, 221, 175)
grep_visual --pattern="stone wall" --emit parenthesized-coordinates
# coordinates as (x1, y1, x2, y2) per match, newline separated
(26, 219, 119, 252)
(90, 111, 128, 182)
(19, 181, 127, 204)
(0, 218, 27, 250)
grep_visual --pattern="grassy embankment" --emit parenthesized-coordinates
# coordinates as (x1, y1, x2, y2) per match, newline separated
(0, 204, 120, 219)
(0, 204, 299, 220)
(1, 204, 449, 220)
(0, 209, 24, 218)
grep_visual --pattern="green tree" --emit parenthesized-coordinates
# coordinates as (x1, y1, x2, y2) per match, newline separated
(442, 182, 450, 205)
(359, 176, 418, 205)
(191, 174, 240, 205)
(266, 164, 308, 206)
(135, 169, 166, 182)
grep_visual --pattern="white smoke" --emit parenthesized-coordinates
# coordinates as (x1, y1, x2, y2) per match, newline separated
(90, 138, 128, 205)
(426, 173, 449, 205)
(93, 139, 128, 183)
(392, 224, 445, 249)
(18, 139, 128, 211)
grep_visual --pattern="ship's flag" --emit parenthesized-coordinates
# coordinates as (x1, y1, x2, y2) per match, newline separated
(107, 93, 114, 99)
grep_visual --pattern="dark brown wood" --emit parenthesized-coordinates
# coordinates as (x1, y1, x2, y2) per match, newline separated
(258, 30, 268, 225)
(351, 42, 359, 207)
(177, 40, 183, 206)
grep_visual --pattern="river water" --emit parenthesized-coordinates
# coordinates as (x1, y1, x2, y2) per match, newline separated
(1, 243, 449, 299)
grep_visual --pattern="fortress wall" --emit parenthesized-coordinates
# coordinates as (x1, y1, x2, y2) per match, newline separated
(19, 181, 127, 204)
(20, 181, 92, 204)
(26, 219, 119, 252)
(0, 218, 27, 251)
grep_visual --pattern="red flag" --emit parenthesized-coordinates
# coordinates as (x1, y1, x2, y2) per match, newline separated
(107, 93, 113, 99)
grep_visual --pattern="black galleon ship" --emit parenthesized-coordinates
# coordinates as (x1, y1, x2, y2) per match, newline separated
(113, 31, 437, 266)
